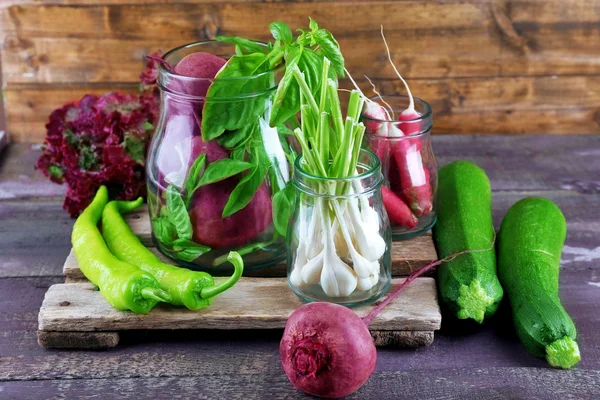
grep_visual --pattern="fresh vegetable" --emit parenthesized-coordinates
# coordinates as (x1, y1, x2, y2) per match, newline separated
(150, 19, 346, 265)
(156, 115, 229, 189)
(282, 240, 496, 398)
(381, 185, 418, 229)
(189, 178, 273, 248)
(72, 186, 170, 313)
(37, 88, 158, 217)
(359, 27, 432, 218)
(288, 57, 387, 297)
(102, 198, 243, 310)
(280, 302, 377, 398)
(174, 52, 227, 79)
(379, 28, 432, 216)
(433, 161, 503, 323)
(498, 197, 580, 369)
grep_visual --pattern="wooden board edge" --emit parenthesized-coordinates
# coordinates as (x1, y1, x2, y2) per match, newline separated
(38, 330, 120, 349)
(36, 329, 432, 349)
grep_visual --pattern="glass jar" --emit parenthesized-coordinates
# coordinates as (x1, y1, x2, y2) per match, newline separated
(287, 149, 392, 306)
(146, 41, 291, 273)
(361, 95, 437, 240)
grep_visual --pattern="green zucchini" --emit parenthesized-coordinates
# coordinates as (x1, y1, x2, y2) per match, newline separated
(498, 197, 580, 369)
(433, 161, 503, 323)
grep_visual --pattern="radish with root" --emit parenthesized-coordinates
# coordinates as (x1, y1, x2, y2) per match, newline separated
(281, 240, 496, 398)
(378, 26, 433, 216)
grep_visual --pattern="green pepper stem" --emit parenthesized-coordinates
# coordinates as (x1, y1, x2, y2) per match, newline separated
(201, 251, 244, 299)
(111, 197, 144, 214)
(141, 287, 172, 303)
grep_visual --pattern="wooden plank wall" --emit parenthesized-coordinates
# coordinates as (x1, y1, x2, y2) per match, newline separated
(1, 0, 599, 142)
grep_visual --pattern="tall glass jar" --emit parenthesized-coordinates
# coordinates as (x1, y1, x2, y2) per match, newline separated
(146, 41, 291, 273)
(362, 95, 437, 240)
(287, 149, 392, 306)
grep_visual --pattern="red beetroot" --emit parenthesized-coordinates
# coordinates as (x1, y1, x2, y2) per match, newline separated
(280, 221, 497, 399)
(280, 302, 377, 399)
(172, 52, 227, 98)
(189, 179, 272, 248)
(156, 114, 228, 188)
(381, 185, 418, 229)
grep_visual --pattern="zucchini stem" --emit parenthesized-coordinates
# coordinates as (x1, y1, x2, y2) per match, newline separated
(546, 336, 581, 369)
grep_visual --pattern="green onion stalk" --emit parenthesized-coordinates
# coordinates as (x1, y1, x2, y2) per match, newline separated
(288, 58, 387, 297)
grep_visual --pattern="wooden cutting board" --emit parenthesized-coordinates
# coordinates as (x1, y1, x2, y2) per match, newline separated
(62, 205, 438, 279)
(38, 206, 441, 350)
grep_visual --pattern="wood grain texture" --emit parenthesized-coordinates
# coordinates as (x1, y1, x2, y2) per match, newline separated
(2, 1, 599, 83)
(0, 368, 598, 400)
(2, 135, 600, 398)
(38, 278, 441, 332)
(2, 267, 599, 384)
(6, 74, 600, 142)
(2, 0, 600, 139)
(0, 2, 499, 83)
(37, 330, 120, 349)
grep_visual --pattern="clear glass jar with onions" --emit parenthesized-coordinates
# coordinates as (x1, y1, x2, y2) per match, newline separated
(146, 41, 291, 273)
(287, 149, 392, 306)
(361, 95, 437, 240)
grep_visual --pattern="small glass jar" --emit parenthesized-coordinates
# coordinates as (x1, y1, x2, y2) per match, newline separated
(146, 41, 290, 273)
(287, 149, 392, 306)
(361, 95, 437, 240)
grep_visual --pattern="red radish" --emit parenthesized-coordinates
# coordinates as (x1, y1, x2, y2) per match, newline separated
(380, 26, 433, 216)
(392, 134, 433, 216)
(363, 101, 389, 136)
(381, 185, 418, 229)
(280, 239, 497, 398)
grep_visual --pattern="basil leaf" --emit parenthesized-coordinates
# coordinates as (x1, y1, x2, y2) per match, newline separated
(215, 36, 267, 55)
(166, 185, 193, 240)
(172, 238, 211, 262)
(184, 154, 206, 205)
(222, 158, 267, 218)
(309, 17, 319, 32)
(231, 147, 247, 162)
(197, 159, 253, 187)
(313, 29, 345, 77)
(152, 216, 177, 246)
(217, 126, 253, 150)
(270, 21, 293, 45)
(272, 182, 296, 236)
(202, 53, 273, 141)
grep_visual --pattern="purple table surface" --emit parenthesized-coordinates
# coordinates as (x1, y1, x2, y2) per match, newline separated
(0, 135, 599, 399)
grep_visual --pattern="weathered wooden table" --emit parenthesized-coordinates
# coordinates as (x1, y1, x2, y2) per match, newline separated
(1, 135, 599, 399)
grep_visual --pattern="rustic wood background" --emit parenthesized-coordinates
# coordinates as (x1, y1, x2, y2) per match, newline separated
(1, 0, 599, 142)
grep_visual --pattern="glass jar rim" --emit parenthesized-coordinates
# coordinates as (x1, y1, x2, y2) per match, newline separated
(293, 149, 383, 197)
(158, 40, 279, 100)
(361, 94, 432, 123)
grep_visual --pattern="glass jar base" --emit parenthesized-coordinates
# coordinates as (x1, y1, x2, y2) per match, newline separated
(289, 279, 391, 308)
(152, 235, 286, 276)
(392, 214, 437, 241)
